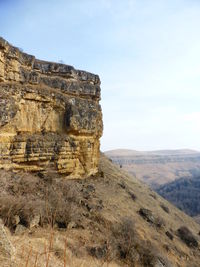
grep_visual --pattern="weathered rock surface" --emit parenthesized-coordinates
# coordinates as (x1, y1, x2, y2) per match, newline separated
(0, 220, 15, 260)
(0, 37, 103, 177)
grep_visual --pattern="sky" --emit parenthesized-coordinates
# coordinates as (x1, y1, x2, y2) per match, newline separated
(1, 0, 200, 151)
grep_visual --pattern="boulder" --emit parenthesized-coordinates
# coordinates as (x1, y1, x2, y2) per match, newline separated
(15, 224, 27, 235)
(30, 214, 40, 229)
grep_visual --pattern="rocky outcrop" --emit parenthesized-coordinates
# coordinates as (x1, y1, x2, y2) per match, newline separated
(0, 37, 103, 177)
(0, 220, 15, 261)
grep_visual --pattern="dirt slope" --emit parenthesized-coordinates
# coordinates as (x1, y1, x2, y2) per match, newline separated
(0, 154, 200, 266)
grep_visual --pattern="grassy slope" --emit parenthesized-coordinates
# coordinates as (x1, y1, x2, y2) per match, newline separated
(0, 154, 200, 266)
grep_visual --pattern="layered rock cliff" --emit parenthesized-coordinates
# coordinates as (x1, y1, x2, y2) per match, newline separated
(0, 37, 103, 177)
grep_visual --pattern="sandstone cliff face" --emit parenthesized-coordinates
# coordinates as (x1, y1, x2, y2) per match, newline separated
(0, 37, 103, 177)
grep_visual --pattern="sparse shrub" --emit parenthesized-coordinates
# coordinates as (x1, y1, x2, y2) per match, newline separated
(0, 173, 81, 231)
(99, 171, 104, 177)
(165, 231, 173, 240)
(139, 208, 154, 223)
(136, 243, 173, 267)
(138, 208, 165, 228)
(177, 226, 198, 248)
(139, 247, 157, 267)
(155, 216, 165, 228)
(150, 193, 157, 199)
(128, 191, 136, 201)
(104, 217, 171, 266)
(88, 244, 108, 259)
(160, 203, 170, 213)
(0, 195, 42, 230)
(109, 217, 139, 263)
(118, 181, 126, 189)
(54, 247, 64, 259)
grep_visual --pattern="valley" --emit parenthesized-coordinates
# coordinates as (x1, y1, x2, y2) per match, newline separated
(105, 149, 200, 189)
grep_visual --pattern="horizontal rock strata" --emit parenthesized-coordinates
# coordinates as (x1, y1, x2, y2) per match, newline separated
(0, 37, 103, 177)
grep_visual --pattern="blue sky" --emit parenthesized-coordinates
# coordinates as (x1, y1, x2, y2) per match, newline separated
(1, 0, 200, 151)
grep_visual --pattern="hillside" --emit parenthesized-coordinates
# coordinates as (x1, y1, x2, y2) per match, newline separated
(1, 154, 200, 267)
(105, 149, 200, 188)
(156, 176, 200, 217)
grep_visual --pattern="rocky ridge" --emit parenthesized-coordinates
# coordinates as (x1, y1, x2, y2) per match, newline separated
(0, 37, 102, 177)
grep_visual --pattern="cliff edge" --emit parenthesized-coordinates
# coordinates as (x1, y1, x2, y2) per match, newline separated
(0, 37, 103, 177)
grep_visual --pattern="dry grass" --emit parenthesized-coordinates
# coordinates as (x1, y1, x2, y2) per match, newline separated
(0, 155, 200, 266)
(0, 171, 82, 231)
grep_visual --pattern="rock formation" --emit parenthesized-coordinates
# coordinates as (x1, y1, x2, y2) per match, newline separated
(0, 220, 15, 261)
(0, 37, 103, 177)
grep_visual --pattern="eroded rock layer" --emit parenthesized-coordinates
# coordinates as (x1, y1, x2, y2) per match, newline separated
(0, 37, 103, 177)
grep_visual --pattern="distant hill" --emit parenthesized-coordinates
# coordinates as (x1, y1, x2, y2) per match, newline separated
(156, 176, 200, 217)
(105, 149, 200, 188)
(106, 149, 199, 156)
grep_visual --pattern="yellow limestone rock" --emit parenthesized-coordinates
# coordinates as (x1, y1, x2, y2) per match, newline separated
(0, 37, 103, 178)
(0, 220, 15, 261)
